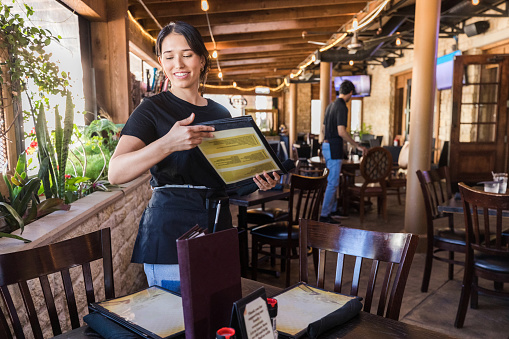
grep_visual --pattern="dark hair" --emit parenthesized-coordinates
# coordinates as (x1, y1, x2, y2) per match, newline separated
(339, 80, 356, 95)
(156, 21, 210, 80)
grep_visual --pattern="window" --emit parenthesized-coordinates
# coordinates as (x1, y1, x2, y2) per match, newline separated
(12, 0, 85, 174)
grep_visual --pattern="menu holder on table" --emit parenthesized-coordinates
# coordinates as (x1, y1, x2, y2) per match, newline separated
(177, 227, 242, 339)
(88, 286, 184, 339)
(273, 282, 363, 339)
(230, 287, 274, 339)
(197, 116, 287, 192)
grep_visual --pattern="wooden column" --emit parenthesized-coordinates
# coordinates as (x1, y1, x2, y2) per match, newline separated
(289, 83, 297, 158)
(404, 0, 441, 235)
(319, 62, 332, 142)
(90, 0, 131, 124)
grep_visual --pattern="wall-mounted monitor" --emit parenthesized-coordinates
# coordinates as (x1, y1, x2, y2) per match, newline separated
(436, 50, 462, 91)
(334, 75, 371, 97)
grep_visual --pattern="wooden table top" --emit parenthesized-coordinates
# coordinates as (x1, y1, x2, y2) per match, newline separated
(229, 188, 291, 207)
(56, 278, 454, 339)
(438, 197, 509, 218)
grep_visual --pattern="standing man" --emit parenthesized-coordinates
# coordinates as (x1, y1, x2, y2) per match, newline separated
(320, 80, 366, 223)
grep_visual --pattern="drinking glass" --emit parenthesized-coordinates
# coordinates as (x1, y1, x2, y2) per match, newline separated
(493, 173, 508, 194)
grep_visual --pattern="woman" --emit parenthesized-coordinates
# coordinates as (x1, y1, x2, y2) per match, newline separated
(108, 21, 280, 293)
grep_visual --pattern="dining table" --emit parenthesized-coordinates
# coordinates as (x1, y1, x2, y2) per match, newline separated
(229, 188, 291, 277)
(54, 278, 455, 339)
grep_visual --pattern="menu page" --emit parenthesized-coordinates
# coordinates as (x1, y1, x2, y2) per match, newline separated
(93, 286, 184, 338)
(198, 127, 279, 185)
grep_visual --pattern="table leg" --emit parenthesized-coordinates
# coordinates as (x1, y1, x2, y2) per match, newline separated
(238, 206, 249, 277)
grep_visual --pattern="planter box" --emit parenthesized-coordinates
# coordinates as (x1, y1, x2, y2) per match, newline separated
(0, 174, 152, 337)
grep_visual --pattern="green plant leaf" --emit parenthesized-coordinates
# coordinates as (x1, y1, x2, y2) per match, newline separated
(36, 197, 70, 218)
(12, 177, 40, 215)
(0, 232, 31, 243)
(0, 202, 24, 234)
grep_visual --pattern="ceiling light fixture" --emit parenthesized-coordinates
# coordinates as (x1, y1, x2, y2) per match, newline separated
(212, 50, 218, 58)
(472, 0, 480, 5)
(349, 60, 354, 66)
(201, 0, 209, 11)
(395, 37, 401, 46)
(218, 71, 223, 79)
(233, 82, 237, 87)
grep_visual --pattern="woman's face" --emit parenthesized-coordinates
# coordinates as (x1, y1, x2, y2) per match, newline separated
(158, 33, 205, 90)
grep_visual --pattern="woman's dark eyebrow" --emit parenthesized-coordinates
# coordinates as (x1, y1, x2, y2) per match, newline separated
(162, 48, 192, 55)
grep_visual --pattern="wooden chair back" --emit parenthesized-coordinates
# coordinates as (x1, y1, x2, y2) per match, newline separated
(0, 228, 114, 339)
(458, 183, 509, 256)
(359, 147, 393, 186)
(416, 166, 453, 221)
(299, 219, 418, 320)
(288, 169, 329, 227)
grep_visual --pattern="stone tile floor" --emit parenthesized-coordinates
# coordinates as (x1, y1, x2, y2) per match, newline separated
(231, 192, 509, 338)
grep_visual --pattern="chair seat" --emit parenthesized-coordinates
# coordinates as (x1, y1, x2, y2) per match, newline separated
(435, 227, 467, 246)
(246, 208, 289, 225)
(349, 185, 384, 194)
(251, 221, 299, 240)
(474, 252, 509, 274)
(387, 178, 406, 187)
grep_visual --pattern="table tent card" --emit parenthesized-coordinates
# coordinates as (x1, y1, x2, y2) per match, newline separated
(177, 227, 242, 339)
(230, 287, 274, 339)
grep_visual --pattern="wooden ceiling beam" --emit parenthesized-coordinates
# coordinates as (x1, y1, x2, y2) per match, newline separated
(129, 0, 367, 17)
(218, 57, 306, 67)
(210, 43, 314, 55)
(201, 28, 336, 45)
(133, 4, 362, 25)
(217, 49, 317, 62)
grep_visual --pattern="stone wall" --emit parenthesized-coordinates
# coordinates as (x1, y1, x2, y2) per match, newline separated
(0, 174, 152, 338)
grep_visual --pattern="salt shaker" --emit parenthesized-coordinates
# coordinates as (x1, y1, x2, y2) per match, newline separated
(267, 298, 278, 339)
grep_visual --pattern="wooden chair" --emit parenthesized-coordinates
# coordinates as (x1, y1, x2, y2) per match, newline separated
(416, 167, 466, 293)
(251, 169, 328, 287)
(299, 219, 418, 320)
(455, 183, 509, 328)
(0, 228, 114, 338)
(347, 147, 393, 223)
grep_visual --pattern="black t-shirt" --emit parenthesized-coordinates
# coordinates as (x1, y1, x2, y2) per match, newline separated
(121, 91, 231, 188)
(323, 98, 348, 159)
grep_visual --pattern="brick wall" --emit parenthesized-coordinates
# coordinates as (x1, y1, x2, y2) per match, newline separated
(0, 174, 152, 338)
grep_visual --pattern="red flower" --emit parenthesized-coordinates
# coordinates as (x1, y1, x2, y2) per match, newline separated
(65, 174, 71, 179)
(30, 140, 38, 148)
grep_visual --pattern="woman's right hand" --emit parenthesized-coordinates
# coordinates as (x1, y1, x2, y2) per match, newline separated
(162, 113, 215, 153)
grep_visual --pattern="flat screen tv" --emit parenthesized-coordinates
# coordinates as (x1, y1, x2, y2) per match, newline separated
(334, 75, 371, 97)
(436, 50, 462, 90)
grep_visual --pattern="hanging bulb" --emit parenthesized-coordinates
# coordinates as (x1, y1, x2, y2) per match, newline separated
(290, 73, 295, 79)
(233, 81, 237, 87)
(212, 50, 218, 58)
(352, 17, 358, 30)
(311, 54, 316, 62)
(349, 60, 354, 66)
(395, 37, 401, 46)
(472, 0, 480, 5)
(201, 0, 209, 11)
(218, 71, 223, 79)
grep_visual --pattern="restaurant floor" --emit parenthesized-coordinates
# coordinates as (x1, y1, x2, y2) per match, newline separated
(231, 192, 509, 339)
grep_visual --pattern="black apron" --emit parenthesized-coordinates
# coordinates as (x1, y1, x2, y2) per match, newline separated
(131, 186, 232, 264)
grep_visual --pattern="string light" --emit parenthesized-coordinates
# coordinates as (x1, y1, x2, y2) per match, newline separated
(204, 83, 285, 92)
(218, 71, 223, 79)
(233, 81, 237, 87)
(284, 77, 289, 86)
(349, 60, 354, 66)
(201, 0, 209, 11)
(472, 0, 480, 5)
(319, 33, 347, 52)
(352, 17, 358, 30)
(127, 11, 156, 43)
(212, 50, 218, 58)
(347, 0, 390, 33)
(395, 37, 401, 46)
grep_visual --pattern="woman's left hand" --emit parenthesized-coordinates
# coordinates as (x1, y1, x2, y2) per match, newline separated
(253, 171, 281, 191)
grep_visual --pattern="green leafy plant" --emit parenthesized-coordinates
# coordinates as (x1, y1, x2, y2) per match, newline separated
(0, 1, 69, 139)
(354, 122, 373, 139)
(0, 153, 70, 242)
